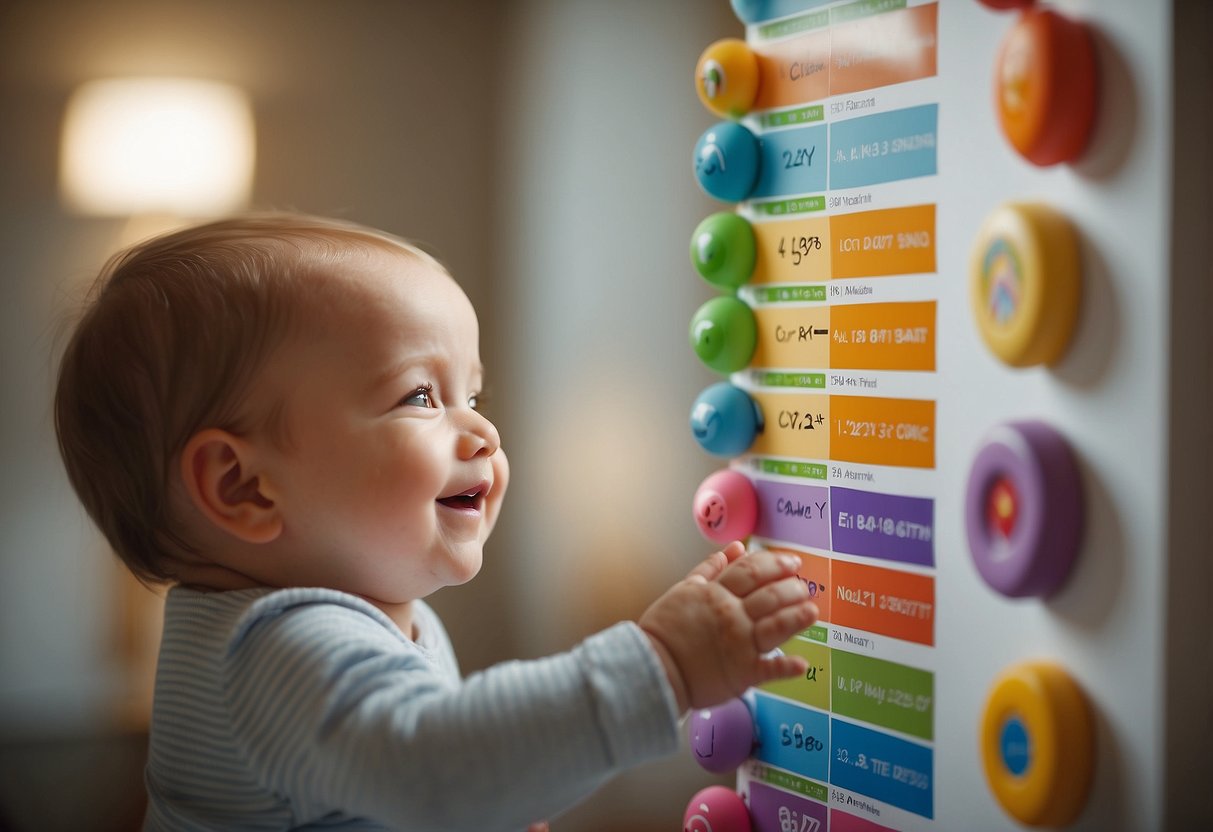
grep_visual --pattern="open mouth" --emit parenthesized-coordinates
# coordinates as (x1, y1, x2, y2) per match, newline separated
(437, 483, 487, 513)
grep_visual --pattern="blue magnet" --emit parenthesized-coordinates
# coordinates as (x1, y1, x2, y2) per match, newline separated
(693, 121, 760, 203)
(690, 382, 762, 457)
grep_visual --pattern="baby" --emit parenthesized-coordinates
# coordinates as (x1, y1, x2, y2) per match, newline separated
(54, 213, 818, 831)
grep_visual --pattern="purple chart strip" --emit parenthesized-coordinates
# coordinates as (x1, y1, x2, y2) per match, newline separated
(830, 486, 934, 567)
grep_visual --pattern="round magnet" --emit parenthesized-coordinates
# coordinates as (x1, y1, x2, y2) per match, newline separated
(964, 421, 1083, 598)
(969, 202, 1081, 368)
(683, 785, 752, 832)
(688, 697, 755, 774)
(690, 296, 757, 375)
(693, 470, 758, 544)
(690, 212, 756, 291)
(690, 382, 762, 457)
(981, 661, 1094, 826)
(693, 121, 760, 203)
(695, 39, 760, 119)
(995, 8, 1097, 166)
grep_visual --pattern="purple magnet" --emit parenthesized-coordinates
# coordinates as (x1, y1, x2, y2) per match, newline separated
(683, 785, 753, 832)
(688, 697, 755, 773)
(964, 420, 1084, 597)
(693, 470, 758, 545)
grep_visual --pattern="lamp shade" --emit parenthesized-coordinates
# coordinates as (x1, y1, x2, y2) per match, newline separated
(60, 77, 255, 216)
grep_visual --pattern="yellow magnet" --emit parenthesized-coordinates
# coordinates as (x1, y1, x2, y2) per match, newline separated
(695, 39, 759, 119)
(969, 203, 1081, 367)
(980, 661, 1094, 827)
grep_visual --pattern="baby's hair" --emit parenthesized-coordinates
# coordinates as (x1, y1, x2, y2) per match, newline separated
(53, 213, 446, 583)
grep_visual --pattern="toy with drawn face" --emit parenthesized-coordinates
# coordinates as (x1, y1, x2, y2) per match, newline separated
(683, 785, 751, 832)
(693, 470, 758, 545)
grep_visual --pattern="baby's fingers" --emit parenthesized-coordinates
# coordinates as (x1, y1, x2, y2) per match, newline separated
(718, 550, 801, 596)
(685, 540, 746, 584)
(753, 651, 810, 685)
(753, 600, 819, 653)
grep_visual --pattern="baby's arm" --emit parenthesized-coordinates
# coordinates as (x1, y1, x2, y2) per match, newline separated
(640, 541, 818, 712)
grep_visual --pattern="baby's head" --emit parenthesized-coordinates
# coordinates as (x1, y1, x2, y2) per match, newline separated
(55, 213, 507, 605)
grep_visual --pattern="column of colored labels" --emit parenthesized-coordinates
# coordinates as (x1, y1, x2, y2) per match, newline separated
(733, 3, 943, 830)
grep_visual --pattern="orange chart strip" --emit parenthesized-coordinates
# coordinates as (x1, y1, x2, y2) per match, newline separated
(829, 3, 939, 97)
(830, 395, 935, 469)
(829, 301, 936, 372)
(831, 559, 935, 646)
(831, 204, 936, 280)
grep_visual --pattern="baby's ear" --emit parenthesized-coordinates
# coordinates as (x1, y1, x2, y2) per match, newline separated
(180, 428, 282, 544)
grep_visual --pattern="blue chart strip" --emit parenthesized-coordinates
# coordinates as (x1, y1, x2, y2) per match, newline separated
(831, 717, 935, 819)
(753, 693, 830, 783)
(828, 104, 939, 190)
(754, 124, 829, 198)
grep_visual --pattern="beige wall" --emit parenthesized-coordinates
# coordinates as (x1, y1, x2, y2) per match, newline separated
(0, 1, 737, 828)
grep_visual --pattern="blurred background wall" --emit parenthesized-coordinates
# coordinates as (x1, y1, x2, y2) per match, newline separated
(0, 0, 736, 829)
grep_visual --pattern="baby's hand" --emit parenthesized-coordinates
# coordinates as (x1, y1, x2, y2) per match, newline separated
(639, 541, 818, 712)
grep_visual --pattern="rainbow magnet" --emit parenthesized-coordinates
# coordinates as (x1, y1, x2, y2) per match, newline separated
(695, 39, 759, 119)
(690, 212, 756, 291)
(994, 8, 1097, 166)
(693, 470, 758, 544)
(969, 202, 1081, 368)
(693, 121, 760, 203)
(690, 382, 763, 457)
(690, 296, 757, 375)
(688, 697, 755, 774)
(981, 661, 1094, 826)
(964, 421, 1083, 598)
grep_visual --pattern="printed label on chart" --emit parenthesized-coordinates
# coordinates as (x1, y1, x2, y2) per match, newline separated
(762, 637, 831, 711)
(750, 781, 829, 832)
(831, 649, 934, 741)
(829, 301, 936, 372)
(751, 215, 832, 284)
(754, 692, 831, 783)
(831, 718, 933, 818)
(829, 3, 938, 96)
(829, 104, 938, 190)
(755, 479, 831, 550)
(751, 390, 831, 460)
(830, 486, 934, 567)
(831, 559, 935, 646)
(752, 305, 831, 370)
(755, 28, 831, 110)
(756, 124, 829, 198)
(830, 204, 936, 279)
(830, 395, 935, 469)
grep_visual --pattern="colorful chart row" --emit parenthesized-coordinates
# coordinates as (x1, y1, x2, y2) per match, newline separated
(752, 3, 937, 107)
(746, 104, 938, 200)
(752, 693, 934, 818)
(761, 640, 934, 741)
(750, 204, 936, 284)
(776, 550, 934, 646)
(747, 392, 935, 468)
(755, 481, 933, 566)
(751, 300, 936, 372)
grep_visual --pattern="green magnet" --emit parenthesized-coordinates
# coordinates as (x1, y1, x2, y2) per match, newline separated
(690, 212, 756, 291)
(690, 295, 757, 374)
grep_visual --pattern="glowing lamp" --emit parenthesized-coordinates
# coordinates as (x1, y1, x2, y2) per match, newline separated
(60, 78, 255, 216)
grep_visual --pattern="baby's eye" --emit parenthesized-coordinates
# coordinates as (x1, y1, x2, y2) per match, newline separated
(400, 385, 435, 408)
(469, 392, 480, 411)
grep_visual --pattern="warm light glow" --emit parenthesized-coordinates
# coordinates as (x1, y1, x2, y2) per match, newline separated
(60, 77, 255, 216)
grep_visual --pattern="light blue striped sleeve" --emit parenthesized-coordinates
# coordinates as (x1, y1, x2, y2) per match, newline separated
(222, 597, 681, 831)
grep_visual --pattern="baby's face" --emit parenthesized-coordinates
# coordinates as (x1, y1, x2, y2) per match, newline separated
(256, 249, 507, 605)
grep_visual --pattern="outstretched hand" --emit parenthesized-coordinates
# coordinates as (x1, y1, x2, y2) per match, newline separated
(639, 541, 818, 712)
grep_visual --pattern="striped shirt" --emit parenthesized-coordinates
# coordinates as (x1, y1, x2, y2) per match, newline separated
(144, 586, 680, 831)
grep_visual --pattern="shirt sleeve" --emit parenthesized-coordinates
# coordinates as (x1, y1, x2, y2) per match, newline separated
(221, 597, 681, 831)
